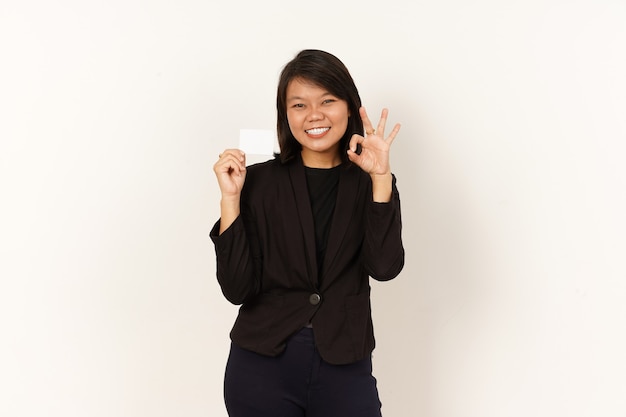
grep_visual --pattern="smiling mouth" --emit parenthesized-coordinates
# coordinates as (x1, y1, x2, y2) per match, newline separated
(305, 127, 330, 135)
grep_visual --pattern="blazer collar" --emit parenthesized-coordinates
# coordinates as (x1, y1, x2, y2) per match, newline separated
(287, 154, 362, 287)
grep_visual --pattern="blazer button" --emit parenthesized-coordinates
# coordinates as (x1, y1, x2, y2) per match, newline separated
(309, 293, 321, 305)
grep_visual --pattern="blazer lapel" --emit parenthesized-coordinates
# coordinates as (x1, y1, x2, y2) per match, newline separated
(322, 163, 361, 277)
(288, 158, 319, 287)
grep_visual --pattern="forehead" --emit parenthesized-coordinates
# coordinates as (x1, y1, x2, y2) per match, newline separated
(286, 78, 332, 99)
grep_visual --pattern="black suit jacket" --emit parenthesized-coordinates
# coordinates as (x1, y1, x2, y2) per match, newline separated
(210, 155, 404, 365)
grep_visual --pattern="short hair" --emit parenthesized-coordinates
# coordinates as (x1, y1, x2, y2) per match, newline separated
(276, 50, 363, 164)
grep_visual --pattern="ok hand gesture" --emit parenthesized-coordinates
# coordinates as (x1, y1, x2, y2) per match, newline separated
(347, 107, 401, 176)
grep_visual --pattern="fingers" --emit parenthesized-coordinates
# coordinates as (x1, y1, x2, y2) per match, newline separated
(360, 107, 375, 135)
(214, 149, 246, 175)
(386, 123, 401, 146)
(346, 135, 363, 163)
(348, 133, 364, 155)
(360, 107, 393, 138)
(214, 149, 247, 198)
(217, 149, 245, 162)
(376, 108, 389, 137)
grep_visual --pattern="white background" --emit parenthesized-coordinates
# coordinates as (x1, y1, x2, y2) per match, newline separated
(1, 0, 625, 416)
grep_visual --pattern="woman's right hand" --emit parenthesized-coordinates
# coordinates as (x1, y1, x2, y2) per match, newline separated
(213, 149, 247, 199)
(214, 149, 246, 234)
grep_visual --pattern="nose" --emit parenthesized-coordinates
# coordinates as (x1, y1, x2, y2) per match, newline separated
(307, 105, 323, 121)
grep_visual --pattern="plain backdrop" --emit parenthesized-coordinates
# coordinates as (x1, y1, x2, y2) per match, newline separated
(1, 0, 625, 416)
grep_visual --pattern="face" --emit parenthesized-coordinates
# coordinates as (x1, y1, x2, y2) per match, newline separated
(285, 78, 349, 167)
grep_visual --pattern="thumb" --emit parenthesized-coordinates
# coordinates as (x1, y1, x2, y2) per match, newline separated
(348, 134, 364, 155)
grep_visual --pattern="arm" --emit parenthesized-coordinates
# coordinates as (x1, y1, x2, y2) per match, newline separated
(210, 211, 262, 304)
(346, 107, 404, 279)
(211, 150, 261, 304)
(363, 175, 405, 281)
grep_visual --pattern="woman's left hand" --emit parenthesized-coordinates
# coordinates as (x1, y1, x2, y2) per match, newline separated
(347, 107, 401, 176)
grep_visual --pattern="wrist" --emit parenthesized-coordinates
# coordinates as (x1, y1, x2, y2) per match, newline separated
(370, 171, 392, 181)
(370, 172, 392, 203)
(219, 198, 241, 235)
(220, 193, 240, 205)
(220, 196, 241, 217)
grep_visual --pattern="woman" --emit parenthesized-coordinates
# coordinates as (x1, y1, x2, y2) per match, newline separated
(211, 49, 404, 417)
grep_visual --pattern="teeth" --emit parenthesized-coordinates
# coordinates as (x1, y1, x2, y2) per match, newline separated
(306, 127, 329, 135)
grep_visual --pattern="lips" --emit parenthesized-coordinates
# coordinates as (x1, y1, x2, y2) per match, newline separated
(305, 127, 330, 136)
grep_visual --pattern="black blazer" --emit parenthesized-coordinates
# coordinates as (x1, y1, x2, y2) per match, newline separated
(210, 155, 404, 365)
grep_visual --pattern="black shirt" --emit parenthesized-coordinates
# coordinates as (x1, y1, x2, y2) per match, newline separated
(304, 165, 341, 278)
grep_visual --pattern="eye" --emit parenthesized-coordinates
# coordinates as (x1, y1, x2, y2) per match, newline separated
(292, 103, 304, 108)
(323, 99, 337, 104)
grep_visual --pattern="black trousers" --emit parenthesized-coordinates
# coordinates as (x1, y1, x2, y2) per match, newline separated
(224, 327, 383, 417)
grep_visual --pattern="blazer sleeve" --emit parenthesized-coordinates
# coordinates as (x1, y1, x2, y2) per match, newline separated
(362, 174, 405, 281)
(209, 204, 262, 304)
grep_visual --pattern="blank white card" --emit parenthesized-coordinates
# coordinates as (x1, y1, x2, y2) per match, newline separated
(239, 129, 275, 156)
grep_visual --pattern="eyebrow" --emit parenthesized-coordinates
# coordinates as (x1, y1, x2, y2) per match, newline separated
(286, 92, 335, 102)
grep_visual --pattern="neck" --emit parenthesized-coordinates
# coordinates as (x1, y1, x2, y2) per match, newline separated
(301, 150, 342, 169)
